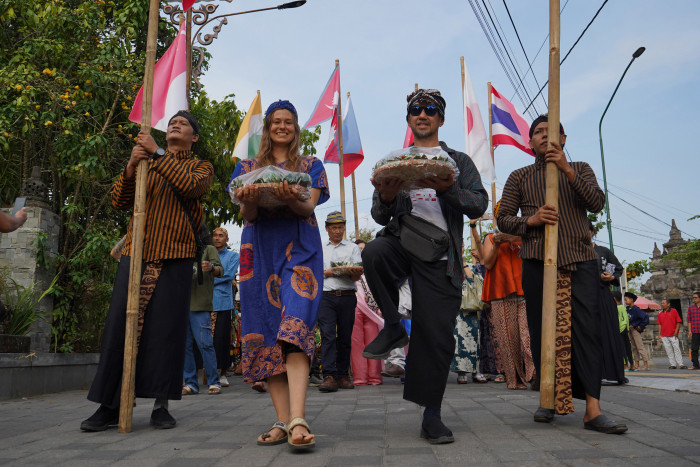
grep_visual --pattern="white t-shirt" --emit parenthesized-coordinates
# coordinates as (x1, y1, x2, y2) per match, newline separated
(409, 146, 449, 260)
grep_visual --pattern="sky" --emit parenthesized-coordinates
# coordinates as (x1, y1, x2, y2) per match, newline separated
(185, 0, 700, 274)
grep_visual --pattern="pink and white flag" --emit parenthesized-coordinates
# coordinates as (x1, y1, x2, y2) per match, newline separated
(129, 24, 188, 132)
(303, 65, 340, 129)
(462, 62, 495, 181)
(402, 125, 414, 148)
(490, 85, 533, 156)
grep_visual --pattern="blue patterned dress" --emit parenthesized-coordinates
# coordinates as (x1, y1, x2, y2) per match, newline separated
(231, 157, 329, 383)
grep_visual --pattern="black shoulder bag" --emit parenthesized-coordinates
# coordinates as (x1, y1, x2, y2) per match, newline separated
(399, 214, 449, 263)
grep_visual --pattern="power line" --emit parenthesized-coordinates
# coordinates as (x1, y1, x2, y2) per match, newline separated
(608, 190, 698, 239)
(501, 0, 548, 111)
(613, 226, 665, 241)
(594, 237, 650, 255)
(523, 0, 609, 114)
(508, 0, 571, 103)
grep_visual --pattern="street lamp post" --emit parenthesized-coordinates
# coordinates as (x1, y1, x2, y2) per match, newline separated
(598, 46, 645, 253)
(163, 1, 306, 91)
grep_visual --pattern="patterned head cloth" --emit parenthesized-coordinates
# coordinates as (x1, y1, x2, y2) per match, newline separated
(168, 110, 200, 135)
(528, 114, 565, 138)
(213, 227, 228, 239)
(325, 211, 346, 225)
(266, 100, 298, 121)
(406, 89, 446, 119)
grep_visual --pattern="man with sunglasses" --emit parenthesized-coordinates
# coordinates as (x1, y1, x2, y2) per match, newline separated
(361, 89, 488, 444)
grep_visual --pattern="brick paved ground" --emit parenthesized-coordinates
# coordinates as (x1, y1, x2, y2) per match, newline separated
(1, 356, 699, 466)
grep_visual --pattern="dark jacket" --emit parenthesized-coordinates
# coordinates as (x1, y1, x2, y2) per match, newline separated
(627, 305, 649, 330)
(370, 142, 489, 288)
(593, 244, 623, 287)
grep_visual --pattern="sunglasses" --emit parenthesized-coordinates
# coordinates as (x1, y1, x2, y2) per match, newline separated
(409, 105, 439, 117)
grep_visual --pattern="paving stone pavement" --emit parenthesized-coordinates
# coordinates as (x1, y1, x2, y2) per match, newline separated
(1, 366, 699, 466)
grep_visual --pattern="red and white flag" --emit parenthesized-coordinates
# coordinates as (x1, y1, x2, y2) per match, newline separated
(303, 65, 340, 129)
(462, 62, 495, 182)
(129, 24, 188, 132)
(402, 125, 414, 148)
(324, 95, 364, 177)
(182, 0, 195, 11)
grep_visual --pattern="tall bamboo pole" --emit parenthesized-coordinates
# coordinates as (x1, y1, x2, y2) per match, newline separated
(348, 92, 360, 240)
(539, 0, 561, 411)
(186, 9, 192, 104)
(335, 59, 347, 234)
(487, 82, 498, 230)
(119, 0, 160, 433)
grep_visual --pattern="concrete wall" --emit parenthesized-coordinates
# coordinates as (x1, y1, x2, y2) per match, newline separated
(0, 353, 99, 401)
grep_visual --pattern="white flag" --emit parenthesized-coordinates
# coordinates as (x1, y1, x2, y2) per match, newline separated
(462, 61, 495, 182)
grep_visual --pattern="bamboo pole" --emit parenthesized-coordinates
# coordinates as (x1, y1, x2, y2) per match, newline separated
(539, 0, 561, 412)
(487, 82, 498, 230)
(348, 92, 360, 240)
(186, 9, 192, 104)
(118, 0, 160, 433)
(335, 59, 347, 235)
(460, 58, 477, 261)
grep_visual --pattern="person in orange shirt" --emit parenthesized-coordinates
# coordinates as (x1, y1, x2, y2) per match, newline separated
(480, 202, 535, 389)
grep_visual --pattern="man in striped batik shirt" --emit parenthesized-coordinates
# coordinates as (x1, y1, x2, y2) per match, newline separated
(81, 111, 213, 432)
(497, 114, 627, 435)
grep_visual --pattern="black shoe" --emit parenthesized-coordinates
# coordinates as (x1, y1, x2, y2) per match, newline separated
(362, 328, 409, 360)
(80, 405, 119, 432)
(420, 416, 454, 444)
(534, 407, 555, 423)
(583, 414, 628, 434)
(150, 407, 176, 429)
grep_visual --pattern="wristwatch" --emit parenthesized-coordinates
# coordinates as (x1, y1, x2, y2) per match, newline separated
(152, 147, 166, 160)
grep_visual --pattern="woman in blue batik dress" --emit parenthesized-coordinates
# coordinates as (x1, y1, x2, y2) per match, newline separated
(231, 100, 328, 451)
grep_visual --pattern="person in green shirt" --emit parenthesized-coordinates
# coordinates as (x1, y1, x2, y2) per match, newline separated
(613, 291, 636, 371)
(182, 225, 223, 395)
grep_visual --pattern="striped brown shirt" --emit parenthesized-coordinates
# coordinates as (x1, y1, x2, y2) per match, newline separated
(112, 150, 213, 262)
(496, 154, 604, 271)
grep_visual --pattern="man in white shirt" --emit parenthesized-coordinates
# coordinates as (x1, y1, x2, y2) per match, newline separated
(318, 211, 363, 392)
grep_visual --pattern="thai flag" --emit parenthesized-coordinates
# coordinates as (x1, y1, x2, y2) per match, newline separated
(324, 95, 364, 177)
(129, 24, 188, 132)
(490, 86, 533, 156)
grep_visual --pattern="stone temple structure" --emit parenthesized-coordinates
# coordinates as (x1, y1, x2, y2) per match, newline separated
(641, 219, 700, 356)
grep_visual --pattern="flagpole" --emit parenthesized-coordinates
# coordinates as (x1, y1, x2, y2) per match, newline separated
(540, 0, 561, 413)
(335, 59, 347, 235)
(460, 57, 477, 260)
(347, 91, 360, 241)
(186, 9, 192, 105)
(119, 0, 160, 434)
(487, 82, 498, 230)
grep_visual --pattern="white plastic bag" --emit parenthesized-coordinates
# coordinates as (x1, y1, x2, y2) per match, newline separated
(371, 146, 459, 191)
(228, 165, 312, 208)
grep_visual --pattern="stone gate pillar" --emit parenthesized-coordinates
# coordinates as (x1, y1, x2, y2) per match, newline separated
(0, 167, 59, 352)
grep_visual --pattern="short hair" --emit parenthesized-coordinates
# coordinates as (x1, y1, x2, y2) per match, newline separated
(612, 290, 622, 302)
(354, 239, 366, 246)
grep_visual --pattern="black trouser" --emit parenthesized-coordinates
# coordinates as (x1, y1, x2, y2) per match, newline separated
(213, 309, 232, 371)
(88, 256, 192, 408)
(521, 259, 602, 401)
(362, 234, 460, 407)
(621, 330, 634, 367)
(691, 333, 700, 369)
(318, 292, 357, 379)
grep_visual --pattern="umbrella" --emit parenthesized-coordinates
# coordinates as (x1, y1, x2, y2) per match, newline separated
(635, 296, 661, 310)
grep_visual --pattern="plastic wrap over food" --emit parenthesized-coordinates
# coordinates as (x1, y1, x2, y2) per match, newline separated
(329, 258, 363, 277)
(228, 165, 312, 208)
(371, 146, 459, 191)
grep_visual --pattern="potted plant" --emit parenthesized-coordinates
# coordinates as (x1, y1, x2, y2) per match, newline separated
(0, 272, 55, 353)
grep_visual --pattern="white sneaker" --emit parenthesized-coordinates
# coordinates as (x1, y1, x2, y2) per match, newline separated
(219, 375, 230, 387)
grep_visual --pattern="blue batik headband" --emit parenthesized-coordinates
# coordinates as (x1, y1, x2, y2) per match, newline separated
(266, 100, 298, 121)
